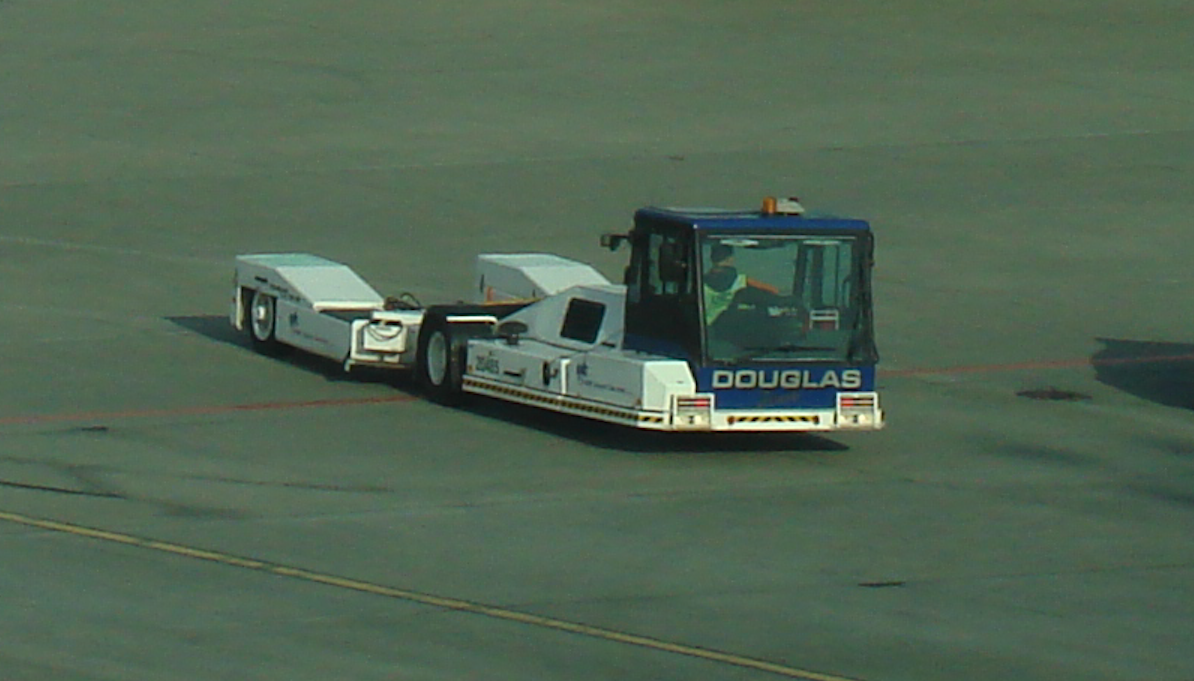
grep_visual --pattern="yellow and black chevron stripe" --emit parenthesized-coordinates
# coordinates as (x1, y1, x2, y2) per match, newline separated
(464, 379, 666, 425)
(727, 414, 820, 425)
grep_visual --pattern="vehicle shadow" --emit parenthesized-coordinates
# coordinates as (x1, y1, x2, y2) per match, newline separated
(458, 398, 850, 455)
(165, 315, 410, 388)
(167, 314, 244, 348)
(1092, 338, 1194, 411)
(168, 314, 851, 453)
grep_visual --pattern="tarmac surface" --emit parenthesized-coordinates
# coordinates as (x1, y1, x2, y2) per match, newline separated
(2, 1, 1193, 680)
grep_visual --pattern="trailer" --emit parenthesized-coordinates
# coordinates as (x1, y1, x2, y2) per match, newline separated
(231, 197, 884, 432)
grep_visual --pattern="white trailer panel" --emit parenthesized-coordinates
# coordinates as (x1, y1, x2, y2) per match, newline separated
(236, 253, 384, 311)
(475, 253, 609, 302)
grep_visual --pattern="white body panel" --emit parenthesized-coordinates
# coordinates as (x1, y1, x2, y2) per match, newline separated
(505, 283, 625, 350)
(235, 253, 384, 311)
(232, 253, 423, 369)
(475, 253, 609, 302)
(274, 298, 352, 360)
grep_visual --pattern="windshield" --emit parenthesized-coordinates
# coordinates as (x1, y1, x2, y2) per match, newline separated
(699, 233, 874, 364)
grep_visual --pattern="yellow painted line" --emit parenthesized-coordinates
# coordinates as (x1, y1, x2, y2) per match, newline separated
(0, 509, 863, 681)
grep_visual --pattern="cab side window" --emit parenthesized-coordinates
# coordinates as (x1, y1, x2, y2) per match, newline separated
(560, 298, 606, 343)
(646, 232, 692, 296)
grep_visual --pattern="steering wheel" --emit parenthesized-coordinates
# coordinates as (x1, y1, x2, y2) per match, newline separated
(711, 287, 806, 347)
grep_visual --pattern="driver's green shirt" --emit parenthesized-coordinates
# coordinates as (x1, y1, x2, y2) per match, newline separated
(704, 273, 747, 325)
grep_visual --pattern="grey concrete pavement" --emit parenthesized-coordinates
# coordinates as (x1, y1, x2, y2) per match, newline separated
(3, 1, 1194, 680)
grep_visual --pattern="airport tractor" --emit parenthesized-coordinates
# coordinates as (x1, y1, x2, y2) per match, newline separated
(231, 197, 884, 432)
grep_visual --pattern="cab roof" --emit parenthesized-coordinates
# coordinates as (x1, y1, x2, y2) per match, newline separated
(635, 206, 871, 232)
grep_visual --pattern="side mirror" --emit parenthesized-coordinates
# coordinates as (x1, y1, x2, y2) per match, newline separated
(496, 320, 529, 345)
(600, 233, 629, 251)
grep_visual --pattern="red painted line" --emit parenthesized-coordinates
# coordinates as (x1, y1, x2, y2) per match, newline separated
(6, 352, 1193, 427)
(0, 394, 417, 427)
(886, 353, 1194, 378)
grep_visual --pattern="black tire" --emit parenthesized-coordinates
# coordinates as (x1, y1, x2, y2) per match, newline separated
(416, 307, 500, 405)
(246, 288, 287, 356)
(416, 310, 466, 405)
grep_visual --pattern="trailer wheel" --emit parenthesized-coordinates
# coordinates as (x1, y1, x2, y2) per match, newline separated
(248, 289, 285, 355)
(416, 312, 465, 404)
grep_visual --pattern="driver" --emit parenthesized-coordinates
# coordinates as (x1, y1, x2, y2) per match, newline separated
(703, 243, 779, 325)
